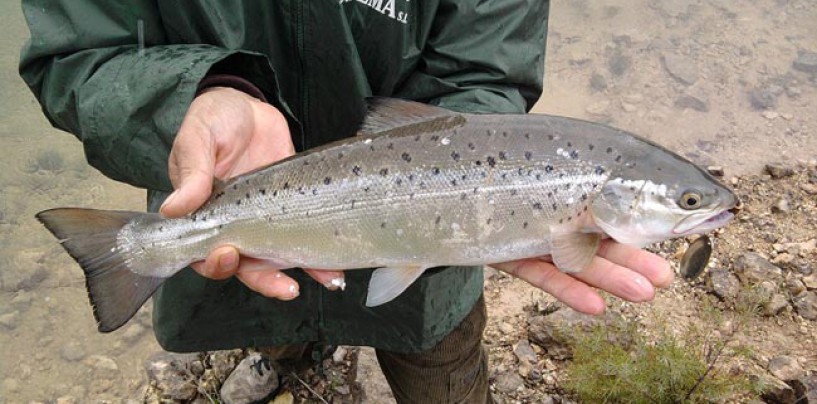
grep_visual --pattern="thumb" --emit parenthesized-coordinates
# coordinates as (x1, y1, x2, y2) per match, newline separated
(160, 168, 213, 218)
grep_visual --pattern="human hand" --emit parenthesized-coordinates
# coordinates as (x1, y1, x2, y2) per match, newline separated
(491, 240, 674, 314)
(160, 86, 345, 299)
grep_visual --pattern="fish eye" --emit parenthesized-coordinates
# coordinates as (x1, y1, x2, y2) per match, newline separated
(679, 191, 703, 210)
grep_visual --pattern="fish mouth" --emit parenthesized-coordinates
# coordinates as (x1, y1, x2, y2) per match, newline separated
(673, 208, 735, 235)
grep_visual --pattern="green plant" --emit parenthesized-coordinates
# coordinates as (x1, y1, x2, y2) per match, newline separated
(563, 311, 756, 403)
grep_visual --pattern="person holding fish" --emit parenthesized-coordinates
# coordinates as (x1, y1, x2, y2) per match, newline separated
(20, 1, 734, 402)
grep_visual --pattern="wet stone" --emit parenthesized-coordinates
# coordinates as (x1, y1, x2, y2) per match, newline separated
(768, 355, 804, 381)
(760, 374, 796, 404)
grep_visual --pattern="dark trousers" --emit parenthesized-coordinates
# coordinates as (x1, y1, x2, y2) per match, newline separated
(261, 296, 492, 403)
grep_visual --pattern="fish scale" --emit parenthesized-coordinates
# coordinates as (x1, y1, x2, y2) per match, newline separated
(36, 97, 738, 332)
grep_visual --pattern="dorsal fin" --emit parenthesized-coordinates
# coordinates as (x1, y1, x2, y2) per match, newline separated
(359, 97, 466, 136)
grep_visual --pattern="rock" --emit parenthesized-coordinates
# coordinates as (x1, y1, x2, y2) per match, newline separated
(332, 346, 347, 364)
(786, 374, 817, 403)
(792, 51, 817, 73)
(772, 253, 795, 266)
(733, 253, 783, 285)
(749, 87, 778, 110)
(707, 166, 725, 177)
(762, 110, 780, 120)
(764, 294, 789, 316)
(590, 72, 608, 92)
(786, 278, 807, 296)
(493, 371, 525, 394)
(768, 356, 804, 381)
(608, 51, 631, 76)
(804, 274, 817, 290)
(513, 340, 538, 365)
(674, 94, 708, 112)
(760, 374, 796, 404)
(272, 391, 295, 404)
(144, 352, 201, 401)
(662, 53, 698, 85)
(0, 311, 20, 330)
(772, 198, 791, 213)
(528, 309, 610, 359)
(585, 100, 611, 117)
(801, 183, 817, 195)
(765, 163, 795, 179)
(60, 341, 87, 362)
(498, 322, 515, 335)
(708, 268, 741, 301)
(210, 350, 241, 381)
(86, 355, 119, 372)
(793, 292, 817, 320)
(333, 384, 351, 395)
(220, 353, 278, 404)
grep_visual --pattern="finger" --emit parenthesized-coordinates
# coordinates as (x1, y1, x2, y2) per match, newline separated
(596, 240, 674, 288)
(570, 256, 656, 303)
(190, 245, 240, 280)
(161, 118, 216, 218)
(304, 269, 346, 291)
(491, 260, 606, 315)
(237, 269, 300, 300)
(160, 166, 214, 218)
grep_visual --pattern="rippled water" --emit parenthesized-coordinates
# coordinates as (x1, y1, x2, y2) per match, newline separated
(1, 0, 815, 402)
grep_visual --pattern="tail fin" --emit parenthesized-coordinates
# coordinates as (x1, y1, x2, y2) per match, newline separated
(36, 208, 165, 333)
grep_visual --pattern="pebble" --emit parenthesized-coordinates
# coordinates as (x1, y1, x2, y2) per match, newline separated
(0, 311, 20, 329)
(803, 274, 817, 290)
(707, 166, 725, 177)
(801, 183, 817, 195)
(86, 355, 119, 372)
(513, 340, 538, 365)
(759, 374, 796, 403)
(144, 352, 200, 401)
(772, 197, 791, 213)
(765, 163, 795, 179)
(662, 53, 698, 85)
(607, 51, 631, 76)
(55, 396, 78, 404)
(792, 51, 817, 73)
(493, 371, 525, 394)
(589, 72, 608, 92)
(675, 84, 709, 112)
(749, 87, 778, 110)
(762, 111, 780, 120)
(60, 341, 87, 362)
(768, 355, 804, 381)
(272, 392, 295, 404)
(332, 346, 348, 364)
(220, 352, 278, 404)
(764, 294, 789, 316)
(793, 292, 817, 320)
(498, 322, 515, 335)
(786, 278, 807, 297)
(733, 253, 782, 285)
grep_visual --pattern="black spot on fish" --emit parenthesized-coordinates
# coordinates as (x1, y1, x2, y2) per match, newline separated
(552, 203, 558, 211)
(545, 165, 554, 173)
(606, 147, 613, 154)
(535, 174, 542, 181)
(396, 178, 403, 185)
(615, 155, 622, 162)
(283, 182, 290, 190)
(501, 173, 508, 180)
(387, 142, 394, 150)
(430, 135, 440, 141)
(324, 177, 332, 185)
(303, 160, 310, 166)
(583, 206, 588, 212)
(498, 151, 507, 160)
(232, 184, 238, 190)
(451, 151, 461, 161)
(510, 210, 516, 216)
(524, 133, 531, 140)
(352, 166, 362, 176)
(401, 152, 412, 162)
(486, 218, 492, 225)
(431, 167, 440, 175)
(273, 190, 279, 197)
(338, 152, 344, 159)
(589, 144, 595, 150)
(260, 188, 266, 195)
(381, 222, 387, 228)
(334, 229, 340, 237)
(518, 168, 524, 176)
(236, 200, 242, 206)
(567, 216, 572, 222)
(419, 181, 427, 189)
(547, 192, 553, 198)
(567, 142, 572, 148)
(351, 200, 356, 208)
(510, 189, 518, 196)
(533, 202, 543, 210)
(570, 150, 579, 159)
(461, 193, 467, 200)
(595, 166, 606, 175)
(312, 188, 318, 195)
(370, 145, 375, 151)
(410, 193, 415, 199)
(486, 130, 494, 136)
(415, 135, 421, 141)
(451, 179, 458, 186)
(475, 160, 482, 166)
(380, 168, 389, 176)
(547, 134, 554, 140)
(581, 193, 588, 201)
(435, 215, 441, 225)
(218, 224, 224, 229)
(468, 142, 475, 150)
(473, 187, 479, 194)
(486, 156, 496, 168)
(480, 171, 487, 178)
(524, 151, 533, 161)
(502, 131, 508, 137)
(559, 219, 563, 224)
(523, 222, 529, 229)
(408, 174, 415, 182)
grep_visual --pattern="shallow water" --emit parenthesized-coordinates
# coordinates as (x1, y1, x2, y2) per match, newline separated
(1, 0, 815, 402)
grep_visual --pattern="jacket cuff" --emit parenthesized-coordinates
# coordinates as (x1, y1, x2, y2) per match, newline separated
(196, 74, 268, 102)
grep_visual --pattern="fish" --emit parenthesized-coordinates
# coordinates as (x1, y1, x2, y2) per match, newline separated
(36, 98, 739, 332)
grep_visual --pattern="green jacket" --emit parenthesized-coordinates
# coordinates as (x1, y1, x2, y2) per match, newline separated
(20, 0, 549, 353)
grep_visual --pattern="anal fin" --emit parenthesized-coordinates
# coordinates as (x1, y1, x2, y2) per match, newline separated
(551, 230, 602, 273)
(365, 265, 428, 307)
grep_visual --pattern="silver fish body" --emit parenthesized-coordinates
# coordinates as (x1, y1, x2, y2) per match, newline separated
(37, 98, 738, 332)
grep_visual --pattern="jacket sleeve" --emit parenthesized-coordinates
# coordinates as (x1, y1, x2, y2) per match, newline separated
(18, 1, 288, 192)
(395, 0, 549, 114)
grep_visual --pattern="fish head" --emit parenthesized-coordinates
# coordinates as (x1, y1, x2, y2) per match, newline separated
(589, 164, 738, 247)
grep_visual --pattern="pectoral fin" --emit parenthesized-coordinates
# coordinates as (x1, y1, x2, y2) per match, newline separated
(550, 230, 602, 273)
(365, 265, 428, 307)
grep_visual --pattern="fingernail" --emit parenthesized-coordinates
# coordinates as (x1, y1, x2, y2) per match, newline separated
(632, 276, 654, 301)
(324, 277, 346, 291)
(218, 251, 237, 271)
(159, 192, 178, 214)
(288, 283, 299, 298)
